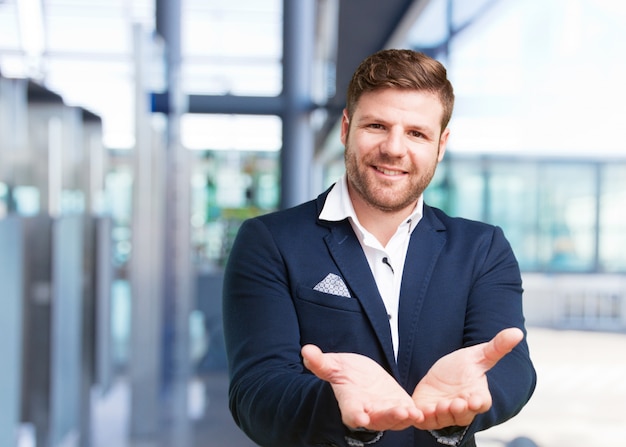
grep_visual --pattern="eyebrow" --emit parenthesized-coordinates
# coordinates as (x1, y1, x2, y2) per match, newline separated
(356, 114, 437, 135)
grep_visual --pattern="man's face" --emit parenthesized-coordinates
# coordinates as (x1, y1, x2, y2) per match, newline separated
(341, 88, 449, 214)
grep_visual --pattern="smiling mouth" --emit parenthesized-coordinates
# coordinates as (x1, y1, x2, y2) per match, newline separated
(375, 166, 407, 176)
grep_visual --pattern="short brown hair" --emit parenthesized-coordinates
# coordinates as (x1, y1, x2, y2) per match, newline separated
(345, 49, 455, 131)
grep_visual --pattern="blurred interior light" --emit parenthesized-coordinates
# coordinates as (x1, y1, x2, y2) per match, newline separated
(16, 0, 46, 60)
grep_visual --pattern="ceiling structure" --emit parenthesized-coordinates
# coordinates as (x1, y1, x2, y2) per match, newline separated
(0, 0, 434, 150)
(318, 0, 429, 147)
(0, 0, 155, 147)
(151, 0, 433, 156)
(0, 0, 508, 155)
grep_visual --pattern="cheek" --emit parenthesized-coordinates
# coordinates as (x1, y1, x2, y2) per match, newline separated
(409, 149, 439, 169)
(350, 133, 381, 155)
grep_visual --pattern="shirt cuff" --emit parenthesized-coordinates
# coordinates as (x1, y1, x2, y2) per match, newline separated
(429, 425, 470, 446)
(344, 427, 384, 446)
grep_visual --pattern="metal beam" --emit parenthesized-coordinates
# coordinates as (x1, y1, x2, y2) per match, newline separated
(152, 92, 286, 116)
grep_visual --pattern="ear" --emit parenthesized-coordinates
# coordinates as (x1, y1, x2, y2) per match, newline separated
(340, 109, 350, 146)
(437, 127, 450, 162)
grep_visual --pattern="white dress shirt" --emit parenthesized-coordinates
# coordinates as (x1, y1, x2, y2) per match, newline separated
(319, 175, 423, 358)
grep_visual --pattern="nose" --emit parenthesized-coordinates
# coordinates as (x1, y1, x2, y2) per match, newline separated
(380, 128, 406, 157)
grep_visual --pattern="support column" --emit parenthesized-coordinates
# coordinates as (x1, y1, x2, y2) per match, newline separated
(280, 0, 316, 209)
(129, 24, 163, 439)
(156, 0, 194, 445)
(0, 217, 23, 447)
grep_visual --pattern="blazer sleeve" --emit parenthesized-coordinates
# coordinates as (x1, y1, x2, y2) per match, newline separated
(222, 217, 347, 447)
(460, 225, 537, 443)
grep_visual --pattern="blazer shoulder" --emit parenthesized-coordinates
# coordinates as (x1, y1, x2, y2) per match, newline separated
(424, 205, 510, 251)
(251, 187, 332, 230)
(426, 204, 498, 234)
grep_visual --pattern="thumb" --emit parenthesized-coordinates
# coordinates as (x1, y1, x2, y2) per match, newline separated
(481, 327, 524, 370)
(302, 344, 329, 379)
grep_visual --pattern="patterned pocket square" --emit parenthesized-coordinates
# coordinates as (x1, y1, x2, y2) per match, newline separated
(313, 273, 351, 298)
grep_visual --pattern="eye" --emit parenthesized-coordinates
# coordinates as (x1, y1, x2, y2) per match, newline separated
(409, 130, 424, 138)
(368, 123, 385, 130)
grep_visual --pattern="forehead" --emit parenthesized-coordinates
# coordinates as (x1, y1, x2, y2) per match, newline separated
(353, 88, 444, 124)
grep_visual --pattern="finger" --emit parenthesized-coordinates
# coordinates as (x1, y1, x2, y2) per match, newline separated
(449, 397, 468, 415)
(434, 399, 458, 428)
(301, 344, 330, 379)
(347, 399, 421, 430)
(481, 327, 524, 369)
(446, 398, 467, 426)
(395, 406, 425, 428)
(413, 407, 443, 431)
(450, 399, 476, 427)
(342, 406, 371, 429)
(467, 392, 492, 413)
(433, 398, 480, 429)
(387, 408, 425, 431)
(367, 406, 424, 431)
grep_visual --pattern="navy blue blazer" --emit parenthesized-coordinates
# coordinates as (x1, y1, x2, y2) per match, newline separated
(223, 187, 536, 447)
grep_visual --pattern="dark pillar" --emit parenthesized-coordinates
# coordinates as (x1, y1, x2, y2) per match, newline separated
(280, 0, 316, 209)
(156, 0, 193, 446)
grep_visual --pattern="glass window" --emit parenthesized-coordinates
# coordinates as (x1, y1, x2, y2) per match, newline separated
(424, 158, 450, 211)
(432, 157, 617, 273)
(181, 114, 281, 152)
(104, 160, 134, 274)
(0, 182, 7, 218)
(190, 150, 279, 268)
(11, 186, 40, 216)
(535, 164, 597, 272)
(487, 161, 539, 271)
(599, 164, 626, 272)
(447, 158, 485, 221)
(182, 0, 282, 97)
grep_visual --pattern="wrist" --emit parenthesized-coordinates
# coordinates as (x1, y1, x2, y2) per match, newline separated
(344, 427, 384, 446)
(429, 425, 470, 446)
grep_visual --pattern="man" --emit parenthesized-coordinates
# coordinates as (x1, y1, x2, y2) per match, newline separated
(223, 49, 536, 447)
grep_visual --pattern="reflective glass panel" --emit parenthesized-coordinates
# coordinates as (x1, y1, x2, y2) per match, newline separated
(599, 164, 626, 272)
(447, 158, 485, 221)
(487, 161, 539, 271)
(535, 164, 597, 272)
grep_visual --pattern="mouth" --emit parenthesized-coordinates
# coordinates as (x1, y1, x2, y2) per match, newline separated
(374, 166, 407, 176)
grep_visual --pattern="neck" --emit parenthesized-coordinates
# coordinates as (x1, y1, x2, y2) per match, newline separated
(349, 188, 416, 247)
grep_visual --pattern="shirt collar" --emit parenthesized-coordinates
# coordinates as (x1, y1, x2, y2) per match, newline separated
(319, 174, 423, 235)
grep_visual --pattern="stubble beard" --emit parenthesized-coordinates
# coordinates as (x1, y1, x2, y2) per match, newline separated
(344, 141, 438, 213)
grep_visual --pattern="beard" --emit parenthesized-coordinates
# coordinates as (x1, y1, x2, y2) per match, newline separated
(344, 140, 439, 213)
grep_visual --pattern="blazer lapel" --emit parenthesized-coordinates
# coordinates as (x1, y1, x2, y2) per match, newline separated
(321, 219, 399, 376)
(396, 206, 447, 386)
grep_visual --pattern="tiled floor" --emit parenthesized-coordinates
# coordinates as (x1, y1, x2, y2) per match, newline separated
(91, 327, 626, 447)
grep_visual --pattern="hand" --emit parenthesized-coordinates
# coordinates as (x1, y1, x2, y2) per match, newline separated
(302, 344, 424, 431)
(412, 327, 524, 430)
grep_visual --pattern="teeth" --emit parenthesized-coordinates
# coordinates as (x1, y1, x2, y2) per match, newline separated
(377, 167, 403, 176)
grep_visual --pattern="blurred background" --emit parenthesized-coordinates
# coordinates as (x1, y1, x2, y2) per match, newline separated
(1, 0, 625, 446)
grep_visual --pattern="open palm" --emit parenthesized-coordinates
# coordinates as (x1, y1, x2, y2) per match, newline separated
(302, 344, 424, 431)
(412, 327, 524, 430)
(301, 328, 523, 432)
